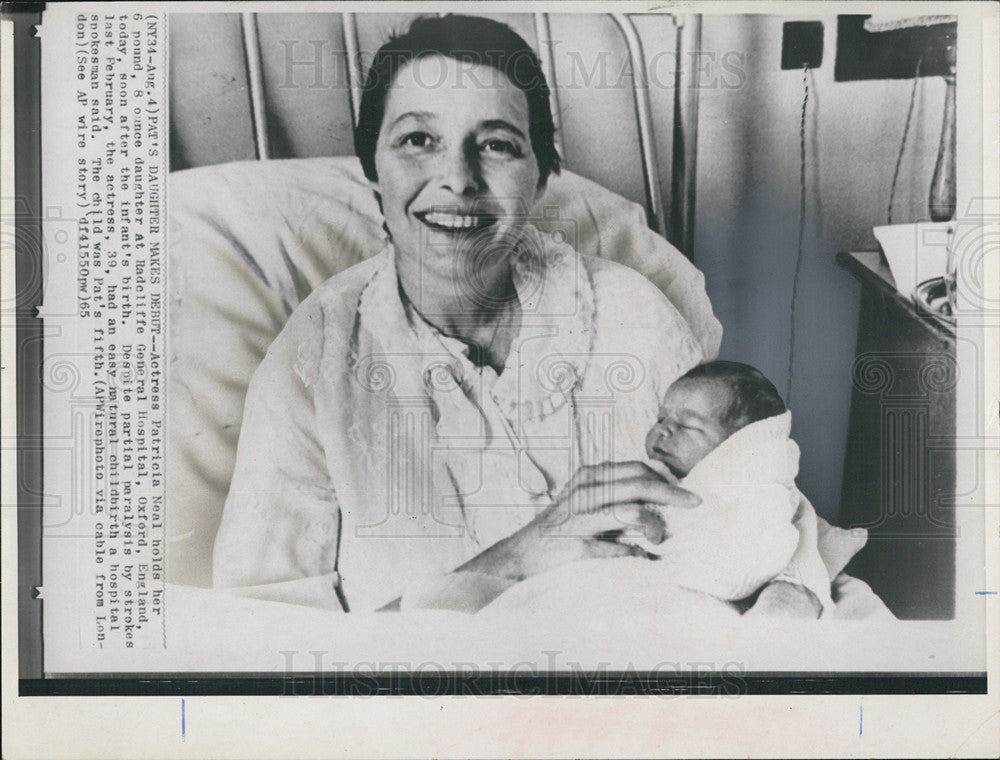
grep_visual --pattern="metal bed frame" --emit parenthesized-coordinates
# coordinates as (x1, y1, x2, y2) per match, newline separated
(239, 11, 701, 254)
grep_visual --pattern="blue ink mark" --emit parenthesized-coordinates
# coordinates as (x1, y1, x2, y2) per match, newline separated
(859, 698, 863, 736)
(974, 591, 997, 595)
(181, 698, 186, 741)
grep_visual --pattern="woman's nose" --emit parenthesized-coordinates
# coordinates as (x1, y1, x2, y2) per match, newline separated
(438, 143, 480, 196)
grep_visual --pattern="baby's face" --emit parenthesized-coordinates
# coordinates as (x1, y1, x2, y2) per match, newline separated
(645, 378, 733, 478)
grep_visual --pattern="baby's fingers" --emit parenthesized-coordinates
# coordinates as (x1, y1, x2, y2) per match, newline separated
(640, 506, 667, 544)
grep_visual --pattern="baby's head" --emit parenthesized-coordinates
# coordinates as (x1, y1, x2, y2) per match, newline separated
(645, 361, 786, 478)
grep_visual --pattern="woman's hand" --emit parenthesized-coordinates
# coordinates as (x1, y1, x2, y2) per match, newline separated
(457, 461, 701, 582)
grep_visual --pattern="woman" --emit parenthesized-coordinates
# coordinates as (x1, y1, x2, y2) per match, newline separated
(213, 15, 822, 616)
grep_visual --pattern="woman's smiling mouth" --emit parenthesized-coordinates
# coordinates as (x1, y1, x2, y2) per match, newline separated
(415, 209, 499, 231)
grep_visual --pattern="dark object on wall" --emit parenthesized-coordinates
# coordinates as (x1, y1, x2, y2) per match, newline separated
(837, 14, 957, 222)
(835, 15, 956, 81)
(781, 21, 823, 70)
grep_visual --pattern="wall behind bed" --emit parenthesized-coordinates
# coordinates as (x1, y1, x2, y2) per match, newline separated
(695, 14, 945, 520)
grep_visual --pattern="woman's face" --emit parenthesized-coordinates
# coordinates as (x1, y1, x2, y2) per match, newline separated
(372, 55, 544, 284)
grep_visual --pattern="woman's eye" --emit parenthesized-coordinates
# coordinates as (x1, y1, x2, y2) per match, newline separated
(400, 132, 433, 149)
(481, 139, 520, 156)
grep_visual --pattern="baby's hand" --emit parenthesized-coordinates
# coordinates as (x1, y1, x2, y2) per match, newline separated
(638, 504, 667, 545)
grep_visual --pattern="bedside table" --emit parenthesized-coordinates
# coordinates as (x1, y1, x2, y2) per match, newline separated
(837, 251, 956, 620)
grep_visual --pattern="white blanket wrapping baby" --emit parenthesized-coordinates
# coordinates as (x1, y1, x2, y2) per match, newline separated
(480, 411, 826, 618)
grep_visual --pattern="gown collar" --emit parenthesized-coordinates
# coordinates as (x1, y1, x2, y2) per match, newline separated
(355, 223, 597, 422)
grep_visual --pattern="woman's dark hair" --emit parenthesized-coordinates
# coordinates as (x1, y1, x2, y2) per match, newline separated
(680, 361, 786, 432)
(353, 15, 561, 186)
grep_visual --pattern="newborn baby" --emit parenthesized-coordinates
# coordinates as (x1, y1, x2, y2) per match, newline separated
(645, 360, 787, 481)
(631, 360, 803, 600)
(478, 360, 833, 618)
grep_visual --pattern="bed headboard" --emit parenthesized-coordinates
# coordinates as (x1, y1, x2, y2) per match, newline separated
(169, 11, 701, 255)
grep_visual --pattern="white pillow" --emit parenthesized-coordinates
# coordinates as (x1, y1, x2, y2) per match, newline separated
(166, 156, 722, 586)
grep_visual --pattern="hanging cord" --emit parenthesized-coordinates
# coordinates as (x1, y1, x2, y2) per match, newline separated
(786, 64, 810, 405)
(887, 56, 923, 224)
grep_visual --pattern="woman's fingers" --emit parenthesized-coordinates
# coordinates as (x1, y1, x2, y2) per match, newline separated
(562, 461, 699, 512)
(580, 538, 652, 560)
(545, 501, 666, 541)
(539, 460, 698, 544)
(645, 459, 680, 485)
(568, 475, 700, 515)
(570, 460, 662, 487)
